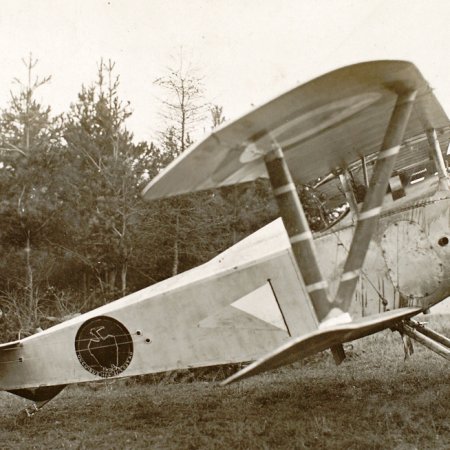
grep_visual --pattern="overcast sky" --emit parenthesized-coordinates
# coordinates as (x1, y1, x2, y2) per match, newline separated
(0, 0, 449, 143)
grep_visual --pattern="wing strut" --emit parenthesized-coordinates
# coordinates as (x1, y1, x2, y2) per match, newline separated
(338, 170, 359, 214)
(427, 128, 449, 191)
(264, 148, 333, 322)
(334, 89, 417, 312)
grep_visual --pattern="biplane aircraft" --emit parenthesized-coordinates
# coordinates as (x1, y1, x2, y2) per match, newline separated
(1, 60, 449, 416)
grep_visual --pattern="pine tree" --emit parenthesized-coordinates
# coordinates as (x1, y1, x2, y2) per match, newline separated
(0, 55, 66, 336)
(63, 60, 150, 303)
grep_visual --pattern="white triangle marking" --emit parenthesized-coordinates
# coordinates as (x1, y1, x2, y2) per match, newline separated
(231, 283, 287, 331)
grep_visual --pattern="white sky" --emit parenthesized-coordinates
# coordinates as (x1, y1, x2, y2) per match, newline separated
(0, 0, 449, 143)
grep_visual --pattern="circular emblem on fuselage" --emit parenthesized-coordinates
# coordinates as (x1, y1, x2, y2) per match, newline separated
(75, 316, 133, 378)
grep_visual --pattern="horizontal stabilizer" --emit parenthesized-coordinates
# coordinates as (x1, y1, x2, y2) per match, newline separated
(222, 307, 421, 385)
(0, 340, 21, 351)
(0, 340, 22, 378)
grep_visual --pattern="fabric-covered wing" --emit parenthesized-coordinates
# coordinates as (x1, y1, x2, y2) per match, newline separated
(222, 307, 421, 385)
(142, 60, 449, 201)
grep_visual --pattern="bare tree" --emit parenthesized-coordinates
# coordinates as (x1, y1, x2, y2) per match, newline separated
(154, 51, 208, 158)
(153, 52, 211, 276)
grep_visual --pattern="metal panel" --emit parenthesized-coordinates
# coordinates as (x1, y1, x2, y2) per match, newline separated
(381, 221, 444, 298)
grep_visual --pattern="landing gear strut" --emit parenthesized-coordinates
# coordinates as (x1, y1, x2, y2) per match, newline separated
(398, 319, 450, 361)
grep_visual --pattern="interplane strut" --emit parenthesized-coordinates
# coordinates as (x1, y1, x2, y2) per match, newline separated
(263, 88, 418, 325)
(334, 90, 417, 311)
(264, 147, 331, 322)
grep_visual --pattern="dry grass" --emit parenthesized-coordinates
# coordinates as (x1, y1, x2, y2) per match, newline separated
(1, 316, 449, 449)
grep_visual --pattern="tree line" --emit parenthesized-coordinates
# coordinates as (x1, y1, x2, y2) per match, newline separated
(0, 56, 279, 340)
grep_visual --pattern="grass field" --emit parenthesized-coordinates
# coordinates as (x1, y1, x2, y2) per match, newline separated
(1, 316, 449, 450)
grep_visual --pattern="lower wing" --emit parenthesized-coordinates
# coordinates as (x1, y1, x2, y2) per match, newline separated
(222, 307, 421, 385)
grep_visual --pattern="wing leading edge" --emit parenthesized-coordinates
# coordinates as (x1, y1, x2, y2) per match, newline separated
(142, 60, 449, 201)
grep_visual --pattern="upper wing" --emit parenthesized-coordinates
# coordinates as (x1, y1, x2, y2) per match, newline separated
(142, 60, 449, 201)
(222, 307, 421, 385)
